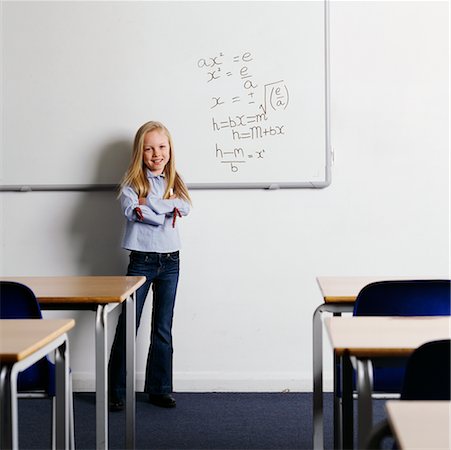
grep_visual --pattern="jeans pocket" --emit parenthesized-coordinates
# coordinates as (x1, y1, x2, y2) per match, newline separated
(168, 252, 180, 263)
(128, 251, 155, 274)
(130, 251, 148, 264)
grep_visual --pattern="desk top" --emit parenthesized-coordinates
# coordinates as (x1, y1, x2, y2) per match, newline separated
(316, 276, 421, 303)
(0, 319, 75, 362)
(0, 276, 146, 304)
(386, 401, 451, 449)
(325, 316, 451, 357)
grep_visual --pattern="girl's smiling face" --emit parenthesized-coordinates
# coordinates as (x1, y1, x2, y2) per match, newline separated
(142, 129, 170, 175)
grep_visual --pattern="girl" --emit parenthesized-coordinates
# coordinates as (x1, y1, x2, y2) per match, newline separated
(109, 121, 191, 410)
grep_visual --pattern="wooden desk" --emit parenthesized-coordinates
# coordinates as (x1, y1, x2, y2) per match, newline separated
(313, 276, 416, 449)
(0, 319, 75, 450)
(386, 400, 451, 449)
(325, 316, 451, 449)
(0, 276, 145, 450)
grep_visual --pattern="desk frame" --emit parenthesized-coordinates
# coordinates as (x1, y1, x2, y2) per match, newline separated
(339, 352, 373, 449)
(312, 302, 354, 449)
(0, 333, 70, 450)
(1, 276, 144, 450)
(43, 295, 136, 450)
(313, 276, 418, 449)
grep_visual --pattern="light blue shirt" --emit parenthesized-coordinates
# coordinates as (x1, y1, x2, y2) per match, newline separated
(120, 170, 190, 253)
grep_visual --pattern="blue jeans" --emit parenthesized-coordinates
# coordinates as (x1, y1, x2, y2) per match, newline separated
(108, 250, 180, 400)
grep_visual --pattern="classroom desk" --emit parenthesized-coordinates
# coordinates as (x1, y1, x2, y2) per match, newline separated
(0, 319, 75, 450)
(313, 276, 415, 449)
(325, 316, 451, 449)
(0, 276, 145, 450)
(385, 400, 451, 449)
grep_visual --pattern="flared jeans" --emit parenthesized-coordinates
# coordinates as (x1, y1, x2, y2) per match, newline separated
(109, 250, 180, 401)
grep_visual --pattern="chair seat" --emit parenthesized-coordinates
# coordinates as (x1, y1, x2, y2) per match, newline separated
(372, 365, 406, 393)
(17, 358, 55, 396)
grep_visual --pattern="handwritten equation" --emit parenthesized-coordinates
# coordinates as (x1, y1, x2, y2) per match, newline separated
(197, 50, 290, 173)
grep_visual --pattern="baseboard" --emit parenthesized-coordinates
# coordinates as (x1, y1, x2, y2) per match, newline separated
(172, 372, 314, 392)
(72, 371, 334, 392)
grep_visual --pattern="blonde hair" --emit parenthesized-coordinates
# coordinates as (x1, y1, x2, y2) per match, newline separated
(119, 121, 191, 203)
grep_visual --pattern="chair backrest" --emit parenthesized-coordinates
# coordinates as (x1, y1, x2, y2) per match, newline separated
(401, 339, 451, 400)
(0, 281, 52, 394)
(0, 281, 43, 319)
(353, 280, 451, 316)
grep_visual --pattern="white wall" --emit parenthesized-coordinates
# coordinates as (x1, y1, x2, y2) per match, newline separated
(1, 1, 449, 392)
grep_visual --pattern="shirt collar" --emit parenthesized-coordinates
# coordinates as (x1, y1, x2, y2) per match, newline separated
(146, 169, 165, 179)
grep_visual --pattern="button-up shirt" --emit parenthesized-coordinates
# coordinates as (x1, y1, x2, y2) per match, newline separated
(120, 170, 190, 253)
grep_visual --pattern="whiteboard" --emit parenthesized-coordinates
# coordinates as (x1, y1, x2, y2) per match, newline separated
(2, 1, 330, 190)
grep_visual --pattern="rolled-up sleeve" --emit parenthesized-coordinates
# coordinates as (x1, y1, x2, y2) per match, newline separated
(174, 199, 190, 216)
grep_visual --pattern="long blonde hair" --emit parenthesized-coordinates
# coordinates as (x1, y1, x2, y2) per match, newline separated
(120, 121, 191, 203)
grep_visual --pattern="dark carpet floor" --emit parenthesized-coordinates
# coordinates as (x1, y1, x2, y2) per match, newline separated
(17, 392, 389, 450)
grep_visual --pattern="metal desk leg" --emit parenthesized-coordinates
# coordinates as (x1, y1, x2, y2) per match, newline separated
(313, 303, 353, 449)
(312, 304, 325, 450)
(341, 351, 354, 449)
(0, 334, 70, 450)
(333, 349, 342, 450)
(125, 292, 136, 450)
(356, 359, 373, 450)
(332, 312, 343, 450)
(95, 305, 111, 450)
(55, 339, 70, 450)
(96, 298, 135, 450)
(0, 365, 16, 450)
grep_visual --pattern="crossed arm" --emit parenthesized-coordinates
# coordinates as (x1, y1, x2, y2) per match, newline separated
(120, 186, 190, 226)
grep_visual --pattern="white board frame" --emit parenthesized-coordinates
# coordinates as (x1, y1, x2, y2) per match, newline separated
(1, 1, 331, 191)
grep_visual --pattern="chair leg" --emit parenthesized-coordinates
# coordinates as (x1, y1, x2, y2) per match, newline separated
(333, 392, 342, 449)
(52, 397, 56, 450)
(52, 374, 74, 450)
(357, 359, 374, 449)
(364, 419, 392, 449)
(333, 350, 342, 449)
(69, 374, 75, 450)
(341, 352, 354, 449)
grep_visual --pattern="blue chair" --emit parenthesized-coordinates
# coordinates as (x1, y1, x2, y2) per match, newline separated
(353, 280, 451, 394)
(400, 339, 450, 401)
(0, 281, 75, 449)
(365, 339, 451, 449)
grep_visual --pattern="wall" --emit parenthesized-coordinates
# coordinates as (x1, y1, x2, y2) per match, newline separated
(1, 1, 449, 392)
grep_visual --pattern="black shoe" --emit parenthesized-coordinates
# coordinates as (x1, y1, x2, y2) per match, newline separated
(109, 399, 124, 412)
(148, 393, 176, 408)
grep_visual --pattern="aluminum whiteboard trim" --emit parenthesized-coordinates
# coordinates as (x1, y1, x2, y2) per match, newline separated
(0, 180, 329, 192)
(324, 0, 332, 188)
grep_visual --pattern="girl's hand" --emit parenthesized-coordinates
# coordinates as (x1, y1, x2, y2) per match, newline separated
(138, 197, 146, 205)
(172, 208, 182, 228)
(134, 207, 144, 221)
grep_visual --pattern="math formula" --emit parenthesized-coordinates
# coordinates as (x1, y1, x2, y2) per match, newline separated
(196, 50, 290, 173)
